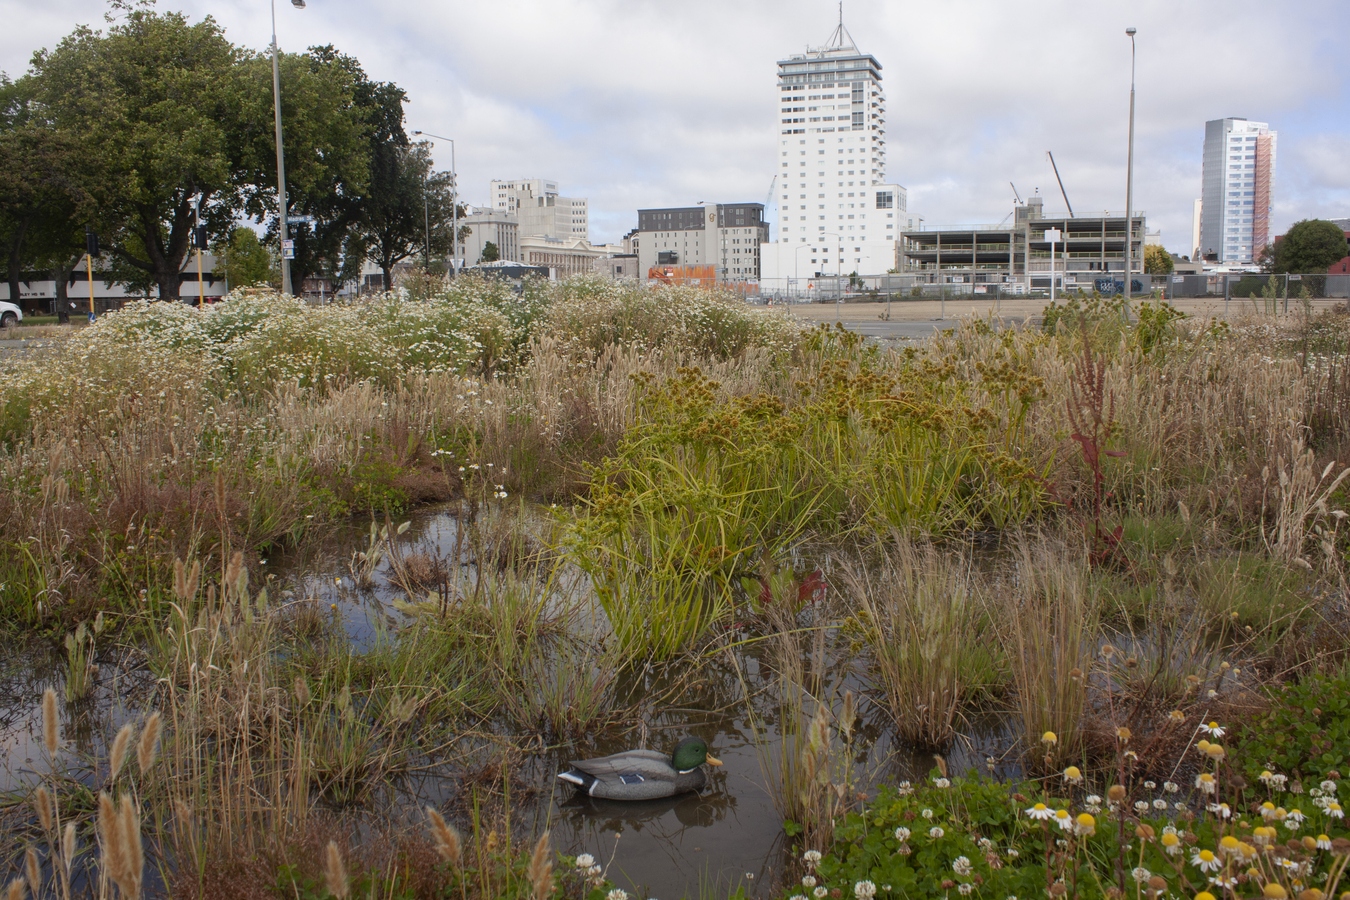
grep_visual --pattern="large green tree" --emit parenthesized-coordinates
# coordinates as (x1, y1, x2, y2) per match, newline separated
(1271, 220, 1350, 274)
(28, 9, 257, 301)
(247, 45, 374, 293)
(212, 226, 274, 290)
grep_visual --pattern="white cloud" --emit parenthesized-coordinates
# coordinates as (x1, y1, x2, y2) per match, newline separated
(4, 0, 1348, 250)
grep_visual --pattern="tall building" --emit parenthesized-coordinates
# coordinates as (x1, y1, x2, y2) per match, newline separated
(636, 203, 768, 282)
(460, 207, 520, 264)
(489, 178, 589, 241)
(759, 18, 910, 288)
(1199, 118, 1277, 264)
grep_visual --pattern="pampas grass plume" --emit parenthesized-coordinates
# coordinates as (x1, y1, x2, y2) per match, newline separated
(137, 711, 161, 774)
(109, 723, 135, 782)
(42, 688, 58, 758)
(324, 841, 349, 900)
(425, 806, 461, 867)
(528, 831, 553, 900)
(62, 822, 77, 874)
(6, 877, 25, 900)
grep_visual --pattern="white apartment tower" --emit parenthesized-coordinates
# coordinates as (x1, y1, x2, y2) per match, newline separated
(760, 18, 912, 289)
(1199, 118, 1277, 264)
(489, 178, 589, 241)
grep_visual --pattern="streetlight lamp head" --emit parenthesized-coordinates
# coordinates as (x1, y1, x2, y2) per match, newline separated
(412, 130, 423, 135)
(1125, 26, 1136, 35)
(291, 0, 306, 8)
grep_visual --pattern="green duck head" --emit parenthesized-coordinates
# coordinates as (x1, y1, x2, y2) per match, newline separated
(671, 736, 722, 773)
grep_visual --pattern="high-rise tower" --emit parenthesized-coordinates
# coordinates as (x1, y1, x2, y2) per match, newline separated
(1199, 118, 1276, 264)
(760, 17, 912, 290)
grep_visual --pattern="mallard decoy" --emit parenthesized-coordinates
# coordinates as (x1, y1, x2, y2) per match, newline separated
(556, 737, 723, 801)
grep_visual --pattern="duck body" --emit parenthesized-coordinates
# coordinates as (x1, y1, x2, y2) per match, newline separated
(557, 737, 722, 802)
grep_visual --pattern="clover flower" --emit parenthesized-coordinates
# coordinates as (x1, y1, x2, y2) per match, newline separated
(814, 889, 828, 900)
(606, 891, 629, 900)
(803, 849, 822, 867)
(802, 875, 817, 888)
(958, 884, 973, 896)
(575, 853, 595, 869)
(1132, 867, 1151, 884)
(929, 826, 945, 839)
(894, 827, 910, 842)
(922, 808, 934, 819)
(1164, 781, 1179, 793)
(934, 777, 951, 788)
(855, 880, 877, 900)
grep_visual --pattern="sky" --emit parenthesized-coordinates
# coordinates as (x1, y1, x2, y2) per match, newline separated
(4, 0, 1349, 254)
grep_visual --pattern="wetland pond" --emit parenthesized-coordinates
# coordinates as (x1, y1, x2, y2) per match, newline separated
(0, 504, 1025, 899)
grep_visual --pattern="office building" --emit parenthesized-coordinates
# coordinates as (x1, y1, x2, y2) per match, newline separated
(635, 203, 769, 282)
(759, 19, 910, 289)
(898, 195, 1145, 292)
(460, 207, 520, 264)
(489, 178, 588, 241)
(1199, 118, 1277, 264)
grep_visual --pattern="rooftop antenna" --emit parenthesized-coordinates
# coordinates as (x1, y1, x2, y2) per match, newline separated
(824, 1, 857, 50)
(1047, 151, 1075, 217)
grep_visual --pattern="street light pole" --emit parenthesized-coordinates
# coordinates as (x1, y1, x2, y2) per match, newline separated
(412, 131, 457, 273)
(1124, 26, 1137, 304)
(271, 0, 305, 295)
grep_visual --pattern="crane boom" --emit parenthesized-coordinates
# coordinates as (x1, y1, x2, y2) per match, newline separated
(1010, 181, 1022, 204)
(1047, 152, 1075, 218)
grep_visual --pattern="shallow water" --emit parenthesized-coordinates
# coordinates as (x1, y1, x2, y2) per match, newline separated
(0, 504, 1025, 899)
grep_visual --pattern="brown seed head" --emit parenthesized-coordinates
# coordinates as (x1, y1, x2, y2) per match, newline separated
(324, 841, 349, 900)
(108, 723, 135, 783)
(1050, 882, 1068, 897)
(1299, 890, 1325, 900)
(6, 878, 24, 900)
(137, 711, 161, 775)
(528, 832, 553, 900)
(24, 847, 39, 897)
(117, 794, 143, 899)
(42, 688, 59, 758)
(97, 792, 126, 892)
(1136, 824, 1155, 841)
(425, 806, 461, 867)
(1148, 877, 1167, 892)
(62, 823, 76, 871)
(1107, 784, 1127, 803)
(33, 786, 52, 833)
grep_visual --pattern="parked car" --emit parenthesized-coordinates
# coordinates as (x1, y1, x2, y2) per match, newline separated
(0, 300, 22, 328)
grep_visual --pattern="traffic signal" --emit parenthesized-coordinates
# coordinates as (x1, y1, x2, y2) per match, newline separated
(85, 227, 99, 257)
(193, 225, 209, 250)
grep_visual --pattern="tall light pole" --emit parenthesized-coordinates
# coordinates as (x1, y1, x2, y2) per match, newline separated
(1124, 26, 1137, 304)
(272, 0, 305, 295)
(412, 131, 457, 273)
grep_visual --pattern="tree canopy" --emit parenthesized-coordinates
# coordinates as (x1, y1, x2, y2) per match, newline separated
(1, 7, 458, 303)
(1270, 220, 1349, 274)
(1143, 244, 1174, 275)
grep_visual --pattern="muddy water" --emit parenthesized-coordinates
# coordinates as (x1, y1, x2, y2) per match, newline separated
(0, 505, 1023, 899)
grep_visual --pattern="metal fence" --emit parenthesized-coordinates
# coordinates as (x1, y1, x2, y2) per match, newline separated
(1164, 273, 1350, 301)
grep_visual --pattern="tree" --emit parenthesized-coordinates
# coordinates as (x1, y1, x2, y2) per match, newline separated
(249, 46, 381, 293)
(480, 241, 500, 263)
(212, 227, 274, 290)
(1143, 244, 1174, 275)
(28, 9, 260, 301)
(1271, 220, 1350, 274)
(352, 141, 461, 289)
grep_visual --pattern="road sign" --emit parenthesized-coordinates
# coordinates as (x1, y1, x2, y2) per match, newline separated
(1289, 274, 1302, 281)
(287, 215, 314, 225)
(1172, 275, 1184, 282)
(281, 239, 295, 260)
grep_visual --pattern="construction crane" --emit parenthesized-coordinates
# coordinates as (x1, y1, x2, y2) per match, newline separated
(765, 174, 778, 211)
(1010, 181, 1023, 205)
(1047, 152, 1075, 218)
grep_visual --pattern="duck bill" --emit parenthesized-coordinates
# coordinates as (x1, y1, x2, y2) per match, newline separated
(704, 754, 723, 767)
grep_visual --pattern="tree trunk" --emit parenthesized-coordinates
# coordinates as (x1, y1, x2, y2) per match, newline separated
(51, 254, 80, 322)
(6, 218, 30, 311)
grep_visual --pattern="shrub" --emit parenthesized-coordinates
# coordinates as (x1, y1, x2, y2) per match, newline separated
(1237, 673, 1350, 782)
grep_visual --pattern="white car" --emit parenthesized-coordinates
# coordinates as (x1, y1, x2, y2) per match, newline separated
(0, 301, 21, 329)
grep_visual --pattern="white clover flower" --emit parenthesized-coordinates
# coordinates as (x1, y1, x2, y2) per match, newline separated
(1005, 848, 1019, 859)
(935, 777, 951, 788)
(953, 857, 973, 876)
(803, 849, 822, 866)
(606, 891, 629, 900)
(575, 853, 595, 869)
(977, 837, 994, 852)
(1153, 799, 1168, 810)
(854, 882, 877, 900)
(814, 889, 828, 900)
(1163, 781, 1179, 793)
(803, 876, 817, 888)
(1321, 780, 1338, 794)
(929, 826, 945, 839)
(1132, 867, 1151, 884)
(1134, 801, 1150, 813)
(921, 808, 934, 819)
(894, 827, 911, 842)
(1143, 781, 1156, 790)
(958, 884, 973, 896)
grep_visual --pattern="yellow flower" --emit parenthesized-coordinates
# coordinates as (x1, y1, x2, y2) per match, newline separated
(1075, 813, 1096, 836)
(1162, 833, 1182, 856)
(1042, 731, 1058, 745)
(1063, 766, 1083, 784)
(1169, 710, 1186, 723)
(1264, 884, 1288, 900)
(1205, 743, 1226, 761)
(1196, 893, 1217, 900)
(1220, 836, 1241, 855)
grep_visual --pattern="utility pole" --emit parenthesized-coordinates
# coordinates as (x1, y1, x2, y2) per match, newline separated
(271, 0, 306, 295)
(1124, 27, 1137, 304)
(84, 226, 98, 322)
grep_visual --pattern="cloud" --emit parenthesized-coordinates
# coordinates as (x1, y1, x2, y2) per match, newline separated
(4, 0, 1348, 251)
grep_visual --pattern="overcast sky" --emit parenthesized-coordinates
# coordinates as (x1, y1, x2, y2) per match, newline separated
(5, 0, 1348, 253)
